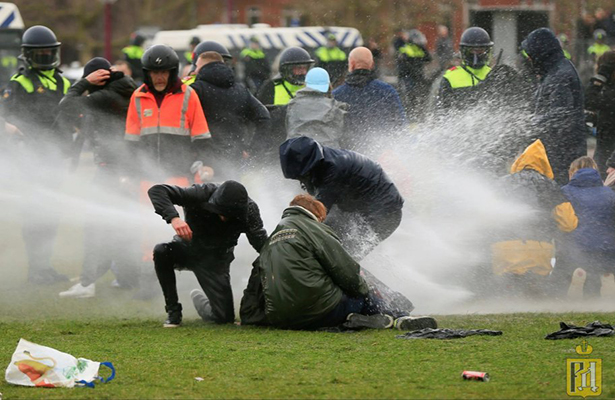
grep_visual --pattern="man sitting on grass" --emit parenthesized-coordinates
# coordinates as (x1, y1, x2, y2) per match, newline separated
(250, 194, 435, 331)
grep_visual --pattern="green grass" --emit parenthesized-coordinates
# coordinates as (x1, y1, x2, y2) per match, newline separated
(1, 283, 614, 399)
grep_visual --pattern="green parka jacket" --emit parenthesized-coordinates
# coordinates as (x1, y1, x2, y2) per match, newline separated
(259, 206, 369, 329)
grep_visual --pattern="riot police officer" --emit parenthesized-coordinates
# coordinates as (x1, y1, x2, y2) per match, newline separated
(240, 36, 271, 93)
(182, 40, 232, 86)
(1, 25, 71, 284)
(315, 34, 347, 87)
(256, 46, 314, 106)
(122, 32, 146, 83)
(436, 27, 493, 111)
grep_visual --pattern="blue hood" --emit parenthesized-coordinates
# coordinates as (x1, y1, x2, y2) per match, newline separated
(522, 28, 564, 74)
(279, 136, 325, 179)
(569, 168, 604, 188)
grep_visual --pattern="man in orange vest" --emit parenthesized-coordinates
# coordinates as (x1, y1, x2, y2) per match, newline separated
(125, 44, 210, 298)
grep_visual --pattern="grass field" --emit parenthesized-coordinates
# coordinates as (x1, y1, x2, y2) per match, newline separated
(0, 282, 613, 399)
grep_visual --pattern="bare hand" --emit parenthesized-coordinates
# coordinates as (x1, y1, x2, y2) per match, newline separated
(5, 122, 23, 137)
(171, 217, 193, 241)
(85, 69, 111, 86)
(608, 167, 615, 175)
(198, 165, 215, 182)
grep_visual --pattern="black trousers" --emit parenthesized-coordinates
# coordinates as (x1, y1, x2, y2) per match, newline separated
(153, 238, 235, 323)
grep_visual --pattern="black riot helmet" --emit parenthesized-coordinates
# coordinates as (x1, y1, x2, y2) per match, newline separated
(459, 27, 494, 69)
(142, 44, 180, 92)
(20, 25, 61, 70)
(279, 47, 315, 85)
(189, 40, 232, 72)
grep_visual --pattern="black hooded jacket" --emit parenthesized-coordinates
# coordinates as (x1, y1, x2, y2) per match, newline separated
(148, 181, 267, 252)
(59, 72, 137, 169)
(191, 62, 270, 161)
(585, 76, 615, 173)
(522, 28, 587, 184)
(279, 136, 404, 217)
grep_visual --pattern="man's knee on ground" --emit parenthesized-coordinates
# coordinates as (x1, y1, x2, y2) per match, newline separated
(153, 243, 173, 264)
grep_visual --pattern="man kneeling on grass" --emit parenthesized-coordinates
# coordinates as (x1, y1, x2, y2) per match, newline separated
(255, 194, 436, 330)
(148, 180, 267, 327)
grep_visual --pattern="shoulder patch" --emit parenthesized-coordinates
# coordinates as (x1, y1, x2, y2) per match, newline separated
(448, 66, 458, 71)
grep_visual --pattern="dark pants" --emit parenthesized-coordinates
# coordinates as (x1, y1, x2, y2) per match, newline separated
(302, 290, 391, 330)
(326, 207, 403, 261)
(153, 238, 235, 323)
(81, 167, 139, 287)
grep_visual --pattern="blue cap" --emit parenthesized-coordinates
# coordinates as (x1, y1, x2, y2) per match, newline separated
(305, 67, 330, 93)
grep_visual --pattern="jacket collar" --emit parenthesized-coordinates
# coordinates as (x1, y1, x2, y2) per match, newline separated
(345, 69, 376, 87)
(569, 168, 604, 187)
(283, 206, 319, 221)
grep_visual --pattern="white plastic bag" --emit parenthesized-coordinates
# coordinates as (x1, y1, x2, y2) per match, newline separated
(5, 338, 115, 388)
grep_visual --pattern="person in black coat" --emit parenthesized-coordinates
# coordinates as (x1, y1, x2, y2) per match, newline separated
(585, 51, 615, 177)
(191, 51, 270, 180)
(522, 28, 588, 185)
(148, 180, 267, 327)
(279, 136, 404, 260)
(57, 57, 140, 298)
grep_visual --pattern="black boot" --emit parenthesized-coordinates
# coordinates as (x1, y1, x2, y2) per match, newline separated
(164, 304, 182, 328)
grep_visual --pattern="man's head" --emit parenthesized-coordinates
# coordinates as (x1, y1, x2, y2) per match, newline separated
(195, 51, 224, 74)
(459, 27, 493, 69)
(521, 28, 562, 72)
(112, 59, 132, 77)
(348, 46, 374, 72)
(141, 44, 179, 93)
(201, 180, 249, 222)
(594, 29, 607, 44)
(189, 36, 201, 51)
(20, 25, 61, 71)
(279, 47, 315, 85)
(437, 25, 449, 38)
(250, 36, 260, 50)
(289, 194, 327, 222)
(326, 33, 337, 48)
(190, 41, 232, 73)
(83, 57, 111, 79)
(279, 136, 325, 182)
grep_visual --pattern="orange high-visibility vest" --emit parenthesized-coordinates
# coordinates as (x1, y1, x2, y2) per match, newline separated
(125, 83, 210, 141)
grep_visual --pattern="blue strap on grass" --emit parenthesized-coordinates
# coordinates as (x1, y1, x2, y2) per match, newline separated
(76, 362, 116, 388)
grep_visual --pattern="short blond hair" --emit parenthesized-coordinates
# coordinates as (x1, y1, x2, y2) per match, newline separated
(198, 51, 224, 63)
(569, 156, 598, 177)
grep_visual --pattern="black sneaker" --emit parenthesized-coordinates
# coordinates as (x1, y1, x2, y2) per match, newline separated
(344, 313, 394, 329)
(28, 269, 69, 285)
(163, 304, 182, 328)
(393, 316, 438, 331)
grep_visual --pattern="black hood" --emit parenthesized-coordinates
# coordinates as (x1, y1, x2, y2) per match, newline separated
(522, 28, 564, 74)
(196, 61, 235, 88)
(104, 73, 137, 97)
(279, 136, 325, 179)
(201, 180, 248, 221)
(345, 69, 376, 88)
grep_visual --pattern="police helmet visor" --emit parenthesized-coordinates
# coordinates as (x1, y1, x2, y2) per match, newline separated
(461, 46, 492, 68)
(281, 63, 312, 85)
(24, 47, 60, 70)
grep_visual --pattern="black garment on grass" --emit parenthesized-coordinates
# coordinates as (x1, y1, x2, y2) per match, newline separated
(544, 321, 614, 340)
(396, 328, 503, 340)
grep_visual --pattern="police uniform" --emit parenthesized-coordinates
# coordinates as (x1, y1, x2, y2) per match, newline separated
(241, 47, 270, 92)
(256, 77, 303, 106)
(437, 64, 492, 110)
(315, 45, 347, 84)
(122, 44, 144, 82)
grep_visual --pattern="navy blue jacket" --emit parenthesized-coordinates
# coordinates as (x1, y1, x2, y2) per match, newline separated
(279, 136, 404, 217)
(562, 168, 615, 252)
(522, 28, 587, 184)
(332, 69, 406, 151)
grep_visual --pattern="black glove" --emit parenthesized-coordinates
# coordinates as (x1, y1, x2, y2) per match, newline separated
(593, 64, 615, 85)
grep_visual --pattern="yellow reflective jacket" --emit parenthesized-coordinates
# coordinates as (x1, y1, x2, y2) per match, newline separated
(493, 140, 578, 276)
